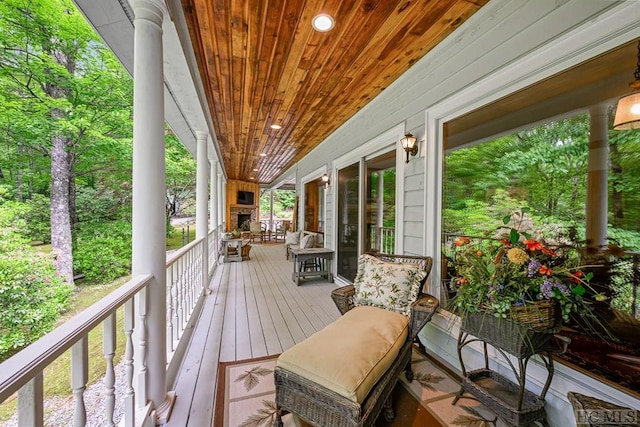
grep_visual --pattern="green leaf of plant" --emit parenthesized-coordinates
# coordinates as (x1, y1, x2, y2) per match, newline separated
(510, 228, 519, 245)
(572, 284, 586, 296)
(502, 215, 511, 225)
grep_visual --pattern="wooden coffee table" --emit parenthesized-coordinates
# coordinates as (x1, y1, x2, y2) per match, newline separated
(290, 248, 334, 286)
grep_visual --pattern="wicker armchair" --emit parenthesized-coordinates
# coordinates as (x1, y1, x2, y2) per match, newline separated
(274, 252, 438, 427)
(331, 252, 439, 358)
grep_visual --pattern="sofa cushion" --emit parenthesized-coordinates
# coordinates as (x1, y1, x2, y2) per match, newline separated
(276, 306, 408, 403)
(285, 230, 301, 245)
(352, 254, 427, 317)
(299, 233, 316, 248)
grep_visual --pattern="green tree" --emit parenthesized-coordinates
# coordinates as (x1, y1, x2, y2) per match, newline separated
(0, 0, 133, 282)
(165, 132, 196, 218)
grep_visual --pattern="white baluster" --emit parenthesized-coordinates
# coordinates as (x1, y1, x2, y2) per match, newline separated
(17, 372, 43, 427)
(103, 313, 116, 427)
(166, 266, 174, 353)
(178, 257, 185, 332)
(172, 266, 179, 345)
(124, 298, 135, 427)
(136, 288, 148, 407)
(71, 337, 88, 427)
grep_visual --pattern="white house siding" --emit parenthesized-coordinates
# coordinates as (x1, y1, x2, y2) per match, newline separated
(285, 0, 640, 424)
(403, 160, 424, 256)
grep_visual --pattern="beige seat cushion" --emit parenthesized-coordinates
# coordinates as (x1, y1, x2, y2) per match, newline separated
(276, 305, 408, 403)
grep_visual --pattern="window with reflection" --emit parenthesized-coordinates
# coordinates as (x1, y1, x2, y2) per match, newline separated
(441, 111, 640, 395)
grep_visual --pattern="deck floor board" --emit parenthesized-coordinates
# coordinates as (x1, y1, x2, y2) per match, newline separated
(165, 242, 339, 427)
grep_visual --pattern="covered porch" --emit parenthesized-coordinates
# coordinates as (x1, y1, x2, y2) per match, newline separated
(1, 0, 640, 426)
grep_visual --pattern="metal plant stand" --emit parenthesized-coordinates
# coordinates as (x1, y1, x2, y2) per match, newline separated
(452, 312, 568, 426)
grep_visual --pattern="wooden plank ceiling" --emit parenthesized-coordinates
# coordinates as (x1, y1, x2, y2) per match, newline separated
(180, 0, 488, 184)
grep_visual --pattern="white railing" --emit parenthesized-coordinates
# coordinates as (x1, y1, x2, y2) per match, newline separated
(208, 227, 218, 277)
(0, 274, 152, 427)
(0, 234, 213, 426)
(370, 226, 396, 254)
(165, 238, 204, 356)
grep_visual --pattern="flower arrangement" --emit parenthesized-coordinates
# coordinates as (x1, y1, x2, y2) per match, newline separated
(449, 210, 606, 329)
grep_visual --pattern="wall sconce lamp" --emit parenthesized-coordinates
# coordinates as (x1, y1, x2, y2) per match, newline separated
(400, 133, 418, 163)
(321, 172, 330, 187)
(614, 40, 640, 130)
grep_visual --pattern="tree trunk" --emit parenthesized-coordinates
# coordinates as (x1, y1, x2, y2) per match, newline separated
(43, 36, 76, 284)
(68, 152, 78, 237)
(50, 122, 74, 284)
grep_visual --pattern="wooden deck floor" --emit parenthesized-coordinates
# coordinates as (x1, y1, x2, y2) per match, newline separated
(166, 242, 341, 427)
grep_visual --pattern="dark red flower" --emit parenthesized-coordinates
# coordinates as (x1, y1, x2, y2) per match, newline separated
(569, 270, 583, 283)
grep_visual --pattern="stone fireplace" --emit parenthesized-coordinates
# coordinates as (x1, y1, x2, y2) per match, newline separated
(229, 205, 257, 231)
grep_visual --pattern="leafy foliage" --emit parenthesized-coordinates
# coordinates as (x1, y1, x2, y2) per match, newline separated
(166, 133, 196, 218)
(259, 189, 296, 219)
(0, 228, 72, 361)
(73, 221, 132, 282)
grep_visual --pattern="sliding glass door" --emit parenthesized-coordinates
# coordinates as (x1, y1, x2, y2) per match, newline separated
(365, 151, 396, 253)
(336, 162, 360, 281)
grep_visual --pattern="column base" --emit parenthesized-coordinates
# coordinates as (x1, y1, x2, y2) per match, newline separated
(155, 390, 176, 425)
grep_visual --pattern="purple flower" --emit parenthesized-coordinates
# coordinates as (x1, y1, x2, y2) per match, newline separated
(528, 260, 541, 277)
(540, 278, 553, 299)
(553, 280, 570, 296)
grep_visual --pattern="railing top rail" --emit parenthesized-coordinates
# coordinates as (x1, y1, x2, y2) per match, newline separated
(0, 274, 153, 403)
(166, 237, 204, 267)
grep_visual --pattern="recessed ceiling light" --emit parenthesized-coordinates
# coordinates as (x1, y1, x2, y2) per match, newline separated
(312, 14, 334, 32)
(259, 153, 267, 157)
(270, 124, 282, 130)
(253, 168, 259, 171)
(249, 177, 255, 180)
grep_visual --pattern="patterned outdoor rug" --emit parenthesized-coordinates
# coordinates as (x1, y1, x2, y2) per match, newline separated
(213, 348, 506, 427)
(213, 349, 505, 427)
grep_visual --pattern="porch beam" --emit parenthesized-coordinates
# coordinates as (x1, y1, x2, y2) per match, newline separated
(131, 0, 171, 417)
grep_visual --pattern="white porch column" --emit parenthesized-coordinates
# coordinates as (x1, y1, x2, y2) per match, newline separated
(196, 131, 209, 290)
(586, 105, 609, 252)
(210, 160, 218, 262)
(269, 189, 274, 232)
(131, 0, 171, 415)
(221, 179, 227, 229)
(217, 171, 222, 228)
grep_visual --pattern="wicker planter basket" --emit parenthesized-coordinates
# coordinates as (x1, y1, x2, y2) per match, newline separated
(509, 299, 558, 330)
(480, 299, 559, 331)
(461, 310, 561, 358)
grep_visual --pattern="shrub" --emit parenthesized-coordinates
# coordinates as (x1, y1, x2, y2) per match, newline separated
(0, 229, 72, 361)
(76, 187, 125, 223)
(24, 194, 51, 243)
(73, 221, 132, 283)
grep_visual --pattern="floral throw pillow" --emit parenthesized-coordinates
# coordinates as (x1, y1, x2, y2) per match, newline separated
(352, 254, 427, 316)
